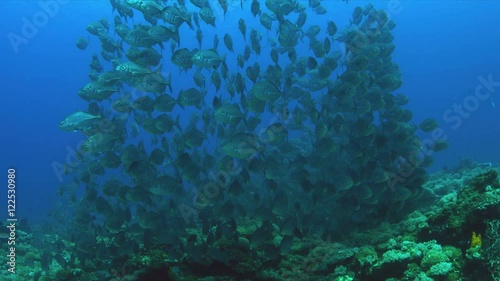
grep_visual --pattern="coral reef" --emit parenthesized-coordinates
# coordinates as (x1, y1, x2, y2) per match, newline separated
(4, 164, 500, 281)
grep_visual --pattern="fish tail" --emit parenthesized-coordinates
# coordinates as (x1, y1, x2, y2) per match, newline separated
(221, 53, 227, 69)
(185, 19, 194, 30)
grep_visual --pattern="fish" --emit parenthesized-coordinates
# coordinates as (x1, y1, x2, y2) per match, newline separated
(125, 0, 163, 17)
(115, 61, 156, 79)
(78, 82, 118, 101)
(86, 21, 107, 36)
(102, 179, 121, 196)
(374, 73, 402, 90)
(145, 175, 183, 196)
(249, 80, 282, 103)
(115, 24, 131, 40)
(100, 151, 122, 168)
(182, 127, 206, 148)
(222, 139, 259, 159)
(193, 69, 206, 88)
(134, 71, 172, 94)
(418, 118, 439, 132)
(155, 114, 180, 133)
(304, 25, 320, 39)
(133, 96, 155, 113)
(81, 132, 121, 154)
(125, 47, 162, 67)
(59, 2, 449, 263)
(327, 20, 337, 36)
(238, 18, 246, 40)
(124, 27, 161, 48)
(191, 49, 224, 69)
(112, 94, 133, 113)
(196, 28, 203, 49)
(213, 34, 219, 50)
(296, 11, 307, 28)
(265, 0, 298, 16)
(59, 111, 101, 132)
(76, 36, 89, 50)
(199, 7, 216, 27)
(214, 104, 246, 126)
(218, 0, 228, 16)
(223, 34, 234, 53)
(251, 0, 260, 17)
(171, 48, 194, 71)
(148, 25, 180, 44)
(260, 13, 273, 31)
(161, 6, 193, 29)
(154, 93, 177, 112)
(178, 88, 205, 109)
(211, 71, 222, 93)
(264, 123, 288, 145)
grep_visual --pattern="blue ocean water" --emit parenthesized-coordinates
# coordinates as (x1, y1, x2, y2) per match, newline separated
(1, 0, 499, 224)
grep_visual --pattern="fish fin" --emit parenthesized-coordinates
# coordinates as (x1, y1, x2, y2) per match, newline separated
(367, 75, 374, 88)
(174, 115, 182, 132)
(185, 18, 194, 30)
(221, 53, 227, 69)
(154, 64, 163, 73)
(177, 102, 185, 110)
(241, 117, 249, 129)
(166, 72, 172, 93)
(118, 40, 123, 52)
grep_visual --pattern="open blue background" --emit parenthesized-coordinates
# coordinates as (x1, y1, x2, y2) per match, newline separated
(1, 1, 499, 222)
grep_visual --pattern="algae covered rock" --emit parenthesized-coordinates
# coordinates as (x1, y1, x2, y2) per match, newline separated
(420, 170, 500, 245)
(469, 170, 500, 192)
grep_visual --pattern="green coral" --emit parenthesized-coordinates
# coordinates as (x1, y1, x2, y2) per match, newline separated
(54, 269, 72, 281)
(381, 249, 411, 264)
(332, 275, 354, 281)
(400, 211, 429, 234)
(213, 236, 263, 274)
(370, 239, 463, 281)
(442, 246, 462, 262)
(484, 220, 500, 279)
(414, 272, 434, 281)
(421, 248, 449, 270)
(426, 170, 500, 234)
(427, 261, 453, 276)
(355, 246, 378, 267)
(403, 263, 422, 279)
